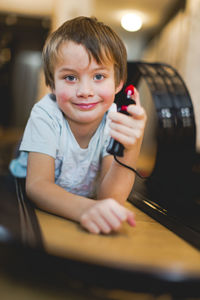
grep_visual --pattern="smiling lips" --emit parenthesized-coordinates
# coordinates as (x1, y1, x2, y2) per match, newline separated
(74, 102, 99, 110)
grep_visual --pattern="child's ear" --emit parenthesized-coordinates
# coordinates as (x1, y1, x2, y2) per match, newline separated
(115, 81, 124, 94)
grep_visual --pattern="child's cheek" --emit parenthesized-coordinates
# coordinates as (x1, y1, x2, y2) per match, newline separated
(102, 90, 116, 105)
(58, 92, 69, 103)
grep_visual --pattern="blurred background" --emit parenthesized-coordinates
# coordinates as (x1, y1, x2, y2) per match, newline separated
(0, 0, 200, 174)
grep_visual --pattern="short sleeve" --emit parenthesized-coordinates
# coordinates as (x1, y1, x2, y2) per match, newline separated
(19, 98, 61, 158)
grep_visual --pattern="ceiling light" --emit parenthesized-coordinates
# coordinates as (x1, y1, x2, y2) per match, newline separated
(121, 13, 143, 32)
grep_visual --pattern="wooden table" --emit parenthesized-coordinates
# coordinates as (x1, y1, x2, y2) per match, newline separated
(35, 202, 200, 289)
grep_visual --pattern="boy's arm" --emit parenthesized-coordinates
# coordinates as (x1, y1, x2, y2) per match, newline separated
(97, 89, 146, 204)
(26, 152, 135, 234)
(26, 152, 94, 222)
(97, 153, 136, 204)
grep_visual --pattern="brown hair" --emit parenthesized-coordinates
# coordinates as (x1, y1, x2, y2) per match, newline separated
(42, 16, 127, 89)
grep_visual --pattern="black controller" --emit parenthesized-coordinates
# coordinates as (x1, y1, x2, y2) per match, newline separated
(106, 85, 135, 157)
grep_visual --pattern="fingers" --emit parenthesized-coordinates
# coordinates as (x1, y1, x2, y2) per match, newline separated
(126, 209, 136, 227)
(109, 106, 146, 123)
(109, 86, 145, 121)
(127, 105, 146, 120)
(129, 87, 146, 120)
(80, 199, 122, 234)
(109, 128, 140, 149)
(130, 86, 140, 106)
(108, 112, 145, 149)
(109, 120, 143, 139)
(107, 90, 147, 150)
(80, 199, 136, 234)
(83, 220, 100, 234)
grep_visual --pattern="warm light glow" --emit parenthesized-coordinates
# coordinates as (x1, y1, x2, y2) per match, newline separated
(121, 13, 143, 32)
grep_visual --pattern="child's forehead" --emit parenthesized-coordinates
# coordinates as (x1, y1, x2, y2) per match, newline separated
(57, 40, 115, 68)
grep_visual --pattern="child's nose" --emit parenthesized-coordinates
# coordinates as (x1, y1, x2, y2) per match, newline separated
(76, 81, 94, 98)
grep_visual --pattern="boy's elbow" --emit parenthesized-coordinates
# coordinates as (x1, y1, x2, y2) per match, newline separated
(25, 178, 43, 204)
(25, 179, 36, 200)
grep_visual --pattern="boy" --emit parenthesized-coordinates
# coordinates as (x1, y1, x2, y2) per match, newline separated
(10, 16, 146, 234)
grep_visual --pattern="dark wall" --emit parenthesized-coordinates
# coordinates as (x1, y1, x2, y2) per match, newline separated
(0, 13, 50, 127)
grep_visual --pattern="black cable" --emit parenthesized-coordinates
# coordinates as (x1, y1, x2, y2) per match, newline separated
(114, 155, 147, 179)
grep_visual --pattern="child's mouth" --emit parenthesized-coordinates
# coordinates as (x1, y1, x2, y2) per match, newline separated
(75, 102, 98, 110)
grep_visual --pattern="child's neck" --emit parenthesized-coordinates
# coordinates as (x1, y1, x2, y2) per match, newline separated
(67, 119, 102, 149)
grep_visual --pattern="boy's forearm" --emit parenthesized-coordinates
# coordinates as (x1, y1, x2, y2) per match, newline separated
(26, 180, 94, 222)
(97, 145, 141, 204)
(97, 162, 135, 204)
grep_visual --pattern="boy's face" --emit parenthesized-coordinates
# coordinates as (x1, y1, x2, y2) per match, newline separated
(52, 41, 123, 129)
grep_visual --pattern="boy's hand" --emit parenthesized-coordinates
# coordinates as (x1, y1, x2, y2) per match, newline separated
(108, 88, 146, 151)
(80, 198, 135, 234)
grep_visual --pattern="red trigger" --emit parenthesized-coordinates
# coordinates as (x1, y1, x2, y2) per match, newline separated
(125, 84, 135, 96)
(121, 105, 128, 111)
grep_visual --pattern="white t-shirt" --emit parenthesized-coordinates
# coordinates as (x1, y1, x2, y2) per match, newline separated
(9, 94, 116, 198)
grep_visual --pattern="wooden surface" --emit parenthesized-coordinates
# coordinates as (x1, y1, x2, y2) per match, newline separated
(35, 202, 200, 277)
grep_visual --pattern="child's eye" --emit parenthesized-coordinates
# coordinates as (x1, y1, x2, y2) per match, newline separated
(65, 75, 77, 82)
(94, 74, 104, 81)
